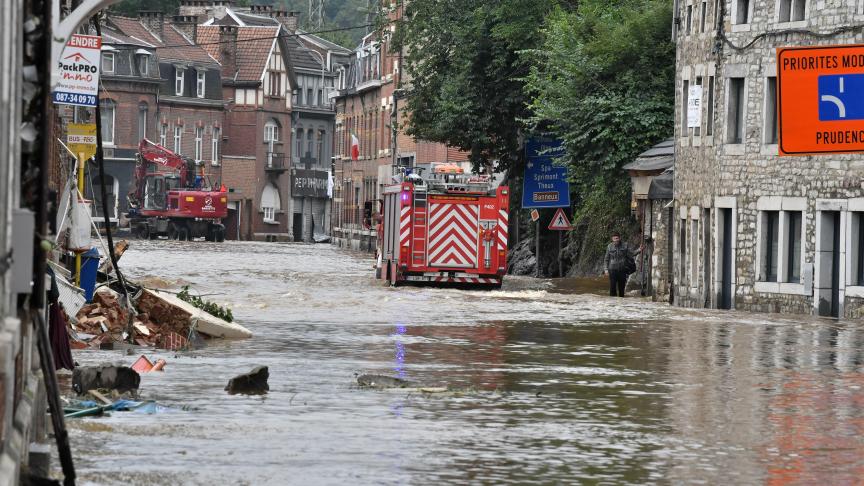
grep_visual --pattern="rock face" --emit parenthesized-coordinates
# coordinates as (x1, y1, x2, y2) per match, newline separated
(356, 374, 417, 389)
(72, 365, 140, 395)
(507, 238, 537, 276)
(225, 366, 269, 395)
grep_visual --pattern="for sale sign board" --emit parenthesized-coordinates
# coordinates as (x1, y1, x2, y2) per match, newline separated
(52, 34, 102, 107)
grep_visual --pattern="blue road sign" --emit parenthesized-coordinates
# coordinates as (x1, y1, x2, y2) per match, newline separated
(522, 139, 570, 209)
(818, 74, 864, 121)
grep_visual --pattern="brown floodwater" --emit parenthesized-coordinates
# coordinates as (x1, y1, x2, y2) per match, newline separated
(65, 240, 864, 485)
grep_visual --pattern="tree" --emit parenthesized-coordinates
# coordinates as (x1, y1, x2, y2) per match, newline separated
(524, 0, 675, 268)
(395, 0, 569, 171)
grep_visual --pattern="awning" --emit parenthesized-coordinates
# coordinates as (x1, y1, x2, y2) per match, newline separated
(648, 170, 673, 200)
(623, 138, 674, 172)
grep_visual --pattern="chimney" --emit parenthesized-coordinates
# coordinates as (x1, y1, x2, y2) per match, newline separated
(209, 0, 232, 21)
(138, 11, 165, 40)
(219, 25, 238, 79)
(179, 0, 208, 17)
(250, 4, 273, 15)
(173, 15, 200, 44)
(280, 11, 299, 33)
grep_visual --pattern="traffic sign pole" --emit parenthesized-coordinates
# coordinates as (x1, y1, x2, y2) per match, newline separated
(75, 152, 85, 285)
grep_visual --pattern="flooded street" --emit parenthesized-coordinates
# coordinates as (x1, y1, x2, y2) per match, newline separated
(68, 241, 864, 485)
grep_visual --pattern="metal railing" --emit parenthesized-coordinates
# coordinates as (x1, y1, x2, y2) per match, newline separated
(265, 152, 287, 170)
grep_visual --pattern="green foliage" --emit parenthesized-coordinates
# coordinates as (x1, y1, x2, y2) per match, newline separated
(177, 286, 234, 323)
(396, 0, 569, 171)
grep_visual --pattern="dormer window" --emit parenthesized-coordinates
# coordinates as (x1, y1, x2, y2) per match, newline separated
(102, 52, 115, 74)
(175, 68, 185, 96)
(135, 49, 151, 76)
(197, 71, 206, 98)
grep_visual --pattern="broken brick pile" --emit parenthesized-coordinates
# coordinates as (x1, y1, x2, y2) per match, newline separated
(73, 288, 189, 349)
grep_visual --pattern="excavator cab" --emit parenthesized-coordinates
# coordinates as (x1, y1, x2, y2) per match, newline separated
(143, 175, 168, 211)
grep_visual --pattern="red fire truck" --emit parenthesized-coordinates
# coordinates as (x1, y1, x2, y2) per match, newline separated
(128, 139, 228, 241)
(377, 165, 509, 288)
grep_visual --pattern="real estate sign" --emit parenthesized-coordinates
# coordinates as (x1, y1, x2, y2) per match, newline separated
(687, 84, 702, 128)
(52, 34, 102, 107)
(778, 44, 864, 155)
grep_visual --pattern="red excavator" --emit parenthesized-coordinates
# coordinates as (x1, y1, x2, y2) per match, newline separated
(127, 139, 227, 242)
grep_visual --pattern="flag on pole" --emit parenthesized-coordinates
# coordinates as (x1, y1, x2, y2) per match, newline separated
(351, 133, 360, 161)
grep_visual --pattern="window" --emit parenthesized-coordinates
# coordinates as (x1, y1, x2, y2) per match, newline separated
(265, 120, 280, 167)
(690, 219, 698, 285)
(307, 130, 314, 159)
(318, 89, 323, 106)
(735, 0, 751, 24)
(295, 128, 304, 159)
(700, 1, 707, 32)
(680, 218, 687, 285)
(174, 125, 182, 154)
(317, 130, 324, 162)
(727, 77, 745, 144)
(100, 100, 115, 145)
(686, 5, 693, 34)
(682, 79, 690, 135)
(706, 76, 715, 136)
(194, 126, 203, 163)
(694, 77, 703, 136)
(785, 211, 802, 283)
(765, 76, 778, 144)
(778, 0, 806, 23)
(855, 213, 864, 286)
(212, 127, 220, 166)
(138, 103, 148, 142)
(761, 211, 780, 281)
(261, 183, 281, 224)
(197, 71, 206, 98)
(159, 123, 167, 147)
(137, 54, 149, 76)
(175, 68, 185, 96)
(102, 52, 115, 73)
(306, 88, 313, 106)
(269, 71, 281, 97)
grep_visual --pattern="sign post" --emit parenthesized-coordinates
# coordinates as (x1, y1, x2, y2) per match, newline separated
(778, 44, 864, 155)
(548, 208, 572, 277)
(523, 140, 571, 278)
(68, 123, 97, 285)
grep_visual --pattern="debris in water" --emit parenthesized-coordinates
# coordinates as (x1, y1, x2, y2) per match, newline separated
(225, 366, 269, 395)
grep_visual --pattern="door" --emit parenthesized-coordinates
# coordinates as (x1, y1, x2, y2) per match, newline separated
(719, 208, 733, 310)
(293, 213, 303, 242)
(831, 211, 841, 318)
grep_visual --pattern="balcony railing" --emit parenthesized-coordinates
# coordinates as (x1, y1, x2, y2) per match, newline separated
(265, 152, 288, 171)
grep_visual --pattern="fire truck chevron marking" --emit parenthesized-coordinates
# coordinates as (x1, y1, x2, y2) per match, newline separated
(498, 209, 509, 249)
(400, 206, 411, 246)
(428, 203, 478, 267)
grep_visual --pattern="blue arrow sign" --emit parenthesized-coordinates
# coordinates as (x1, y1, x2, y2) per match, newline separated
(818, 74, 864, 121)
(522, 139, 570, 209)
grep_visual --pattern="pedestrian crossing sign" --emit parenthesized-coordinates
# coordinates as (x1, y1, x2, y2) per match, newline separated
(548, 208, 571, 231)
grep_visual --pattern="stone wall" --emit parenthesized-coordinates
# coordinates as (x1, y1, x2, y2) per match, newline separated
(673, 0, 864, 317)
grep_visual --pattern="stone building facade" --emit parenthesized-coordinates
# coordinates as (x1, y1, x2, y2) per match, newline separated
(674, 0, 864, 317)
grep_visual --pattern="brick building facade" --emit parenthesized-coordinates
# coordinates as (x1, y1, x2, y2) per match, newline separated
(332, 12, 468, 251)
(673, 0, 864, 317)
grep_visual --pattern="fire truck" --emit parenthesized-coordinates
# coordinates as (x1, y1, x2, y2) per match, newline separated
(128, 139, 227, 242)
(377, 164, 509, 288)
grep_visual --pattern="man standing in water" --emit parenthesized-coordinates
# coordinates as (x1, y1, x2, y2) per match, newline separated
(604, 232, 641, 297)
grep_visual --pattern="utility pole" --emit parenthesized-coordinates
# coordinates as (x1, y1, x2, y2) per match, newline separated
(390, 0, 403, 175)
(308, 0, 324, 29)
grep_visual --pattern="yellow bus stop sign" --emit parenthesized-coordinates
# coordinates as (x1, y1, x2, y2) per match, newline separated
(67, 123, 97, 160)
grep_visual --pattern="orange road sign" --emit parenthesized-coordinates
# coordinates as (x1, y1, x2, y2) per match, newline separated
(530, 209, 540, 222)
(778, 44, 864, 156)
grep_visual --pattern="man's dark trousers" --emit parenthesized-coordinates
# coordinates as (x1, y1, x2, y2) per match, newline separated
(609, 270, 627, 297)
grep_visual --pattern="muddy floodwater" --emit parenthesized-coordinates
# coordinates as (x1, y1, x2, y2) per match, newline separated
(67, 241, 864, 485)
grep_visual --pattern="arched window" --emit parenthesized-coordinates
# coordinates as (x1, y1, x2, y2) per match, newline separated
(265, 119, 280, 167)
(261, 183, 281, 223)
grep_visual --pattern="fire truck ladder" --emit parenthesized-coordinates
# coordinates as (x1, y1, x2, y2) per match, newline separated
(412, 191, 428, 266)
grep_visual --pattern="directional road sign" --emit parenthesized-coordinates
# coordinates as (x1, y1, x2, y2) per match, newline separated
(522, 139, 570, 208)
(778, 44, 864, 155)
(548, 208, 572, 231)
